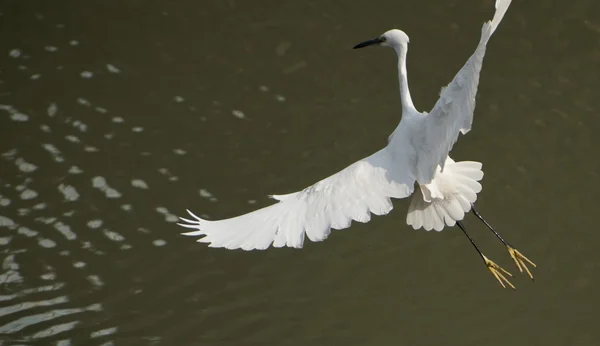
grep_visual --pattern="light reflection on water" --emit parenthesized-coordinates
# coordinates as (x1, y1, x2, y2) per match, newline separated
(1, 7, 179, 343)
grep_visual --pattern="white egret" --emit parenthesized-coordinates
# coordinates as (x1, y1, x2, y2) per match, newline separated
(178, 0, 535, 288)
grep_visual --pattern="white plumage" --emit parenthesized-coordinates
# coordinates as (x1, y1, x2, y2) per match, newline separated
(178, 0, 512, 251)
(180, 148, 414, 250)
(406, 159, 484, 232)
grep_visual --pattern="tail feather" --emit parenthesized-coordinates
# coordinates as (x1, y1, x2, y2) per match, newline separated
(456, 194, 472, 212)
(407, 158, 484, 231)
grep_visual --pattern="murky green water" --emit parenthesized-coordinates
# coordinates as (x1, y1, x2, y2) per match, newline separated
(1, 0, 599, 345)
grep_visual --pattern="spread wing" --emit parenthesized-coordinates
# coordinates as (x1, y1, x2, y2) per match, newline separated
(178, 147, 414, 250)
(414, 0, 512, 184)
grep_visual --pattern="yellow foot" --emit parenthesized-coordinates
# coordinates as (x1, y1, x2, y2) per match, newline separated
(483, 255, 515, 289)
(507, 246, 537, 280)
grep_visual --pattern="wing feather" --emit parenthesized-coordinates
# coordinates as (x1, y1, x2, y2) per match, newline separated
(178, 147, 414, 250)
(414, 0, 512, 184)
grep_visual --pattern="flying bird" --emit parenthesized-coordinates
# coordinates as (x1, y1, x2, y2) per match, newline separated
(178, 0, 535, 288)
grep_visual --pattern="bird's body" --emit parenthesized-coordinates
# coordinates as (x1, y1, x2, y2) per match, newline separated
(178, 0, 536, 288)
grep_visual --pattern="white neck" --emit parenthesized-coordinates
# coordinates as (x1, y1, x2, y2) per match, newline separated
(395, 45, 417, 114)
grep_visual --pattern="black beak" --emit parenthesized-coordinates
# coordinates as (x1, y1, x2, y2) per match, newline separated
(353, 37, 385, 49)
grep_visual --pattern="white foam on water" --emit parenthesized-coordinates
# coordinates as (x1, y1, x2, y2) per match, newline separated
(105, 188, 121, 198)
(73, 261, 86, 268)
(54, 221, 76, 240)
(1, 104, 29, 122)
(38, 238, 57, 248)
(1, 148, 17, 159)
(76, 98, 91, 107)
(9, 49, 21, 58)
(164, 214, 178, 223)
(102, 229, 125, 242)
(155, 206, 178, 223)
(42, 143, 64, 162)
(58, 184, 79, 201)
(15, 158, 38, 172)
(65, 135, 80, 143)
(0, 306, 95, 334)
(68, 166, 83, 174)
(20, 189, 38, 200)
(131, 179, 148, 189)
(232, 109, 246, 119)
(11, 112, 29, 121)
(152, 239, 167, 247)
(47, 103, 57, 116)
(63, 212, 75, 219)
(0, 197, 10, 207)
(199, 189, 218, 202)
(86, 275, 104, 287)
(91, 176, 122, 199)
(106, 64, 121, 73)
(72, 120, 87, 132)
(36, 216, 56, 225)
(157, 168, 177, 181)
(90, 326, 117, 338)
(0, 254, 22, 284)
(1, 295, 68, 318)
(18, 226, 38, 237)
(31, 321, 79, 339)
(86, 219, 103, 229)
(32, 203, 47, 210)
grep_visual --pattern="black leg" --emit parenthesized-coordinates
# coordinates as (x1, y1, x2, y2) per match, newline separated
(470, 203, 537, 280)
(456, 220, 515, 288)
(456, 221, 485, 263)
(471, 203, 510, 246)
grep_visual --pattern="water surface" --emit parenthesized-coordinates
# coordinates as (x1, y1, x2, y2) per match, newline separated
(1, 0, 600, 345)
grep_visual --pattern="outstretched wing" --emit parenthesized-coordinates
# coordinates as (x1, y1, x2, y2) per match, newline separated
(414, 0, 512, 184)
(178, 147, 415, 250)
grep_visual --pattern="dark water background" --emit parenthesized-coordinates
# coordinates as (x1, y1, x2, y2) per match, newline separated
(1, 0, 600, 345)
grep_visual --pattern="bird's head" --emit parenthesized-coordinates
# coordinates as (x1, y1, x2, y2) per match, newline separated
(353, 29, 409, 52)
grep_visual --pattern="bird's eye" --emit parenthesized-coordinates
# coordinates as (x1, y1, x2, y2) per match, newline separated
(380, 36, 387, 42)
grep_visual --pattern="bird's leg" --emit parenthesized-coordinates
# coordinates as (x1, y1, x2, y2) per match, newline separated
(456, 221, 515, 289)
(470, 204, 536, 280)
